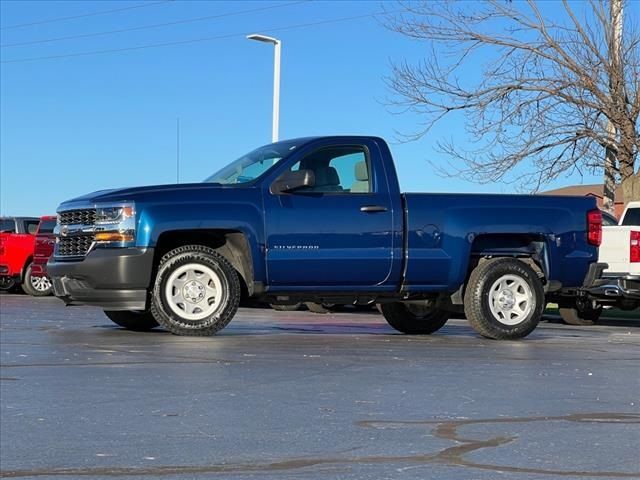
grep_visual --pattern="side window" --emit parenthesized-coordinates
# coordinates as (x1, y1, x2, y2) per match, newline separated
(291, 146, 371, 194)
(0, 219, 16, 233)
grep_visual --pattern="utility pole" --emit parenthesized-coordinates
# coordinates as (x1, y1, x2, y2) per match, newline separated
(247, 34, 281, 143)
(176, 117, 180, 183)
(603, 0, 623, 215)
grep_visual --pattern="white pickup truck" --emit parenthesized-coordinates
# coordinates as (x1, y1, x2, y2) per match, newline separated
(600, 201, 640, 276)
(560, 201, 639, 324)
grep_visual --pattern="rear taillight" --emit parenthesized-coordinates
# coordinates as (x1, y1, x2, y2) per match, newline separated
(630, 231, 640, 263)
(587, 209, 602, 246)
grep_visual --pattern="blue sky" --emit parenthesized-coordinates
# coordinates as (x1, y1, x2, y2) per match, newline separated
(0, 0, 609, 215)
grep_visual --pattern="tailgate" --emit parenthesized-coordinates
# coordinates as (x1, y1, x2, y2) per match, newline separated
(600, 226, 640, 275)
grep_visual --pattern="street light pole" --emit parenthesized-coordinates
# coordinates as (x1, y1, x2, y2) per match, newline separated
(247, 34, 281, 143)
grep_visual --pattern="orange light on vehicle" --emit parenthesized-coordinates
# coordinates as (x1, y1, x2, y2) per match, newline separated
(121, 206, 135, 218)
(95, 232, 134, 242)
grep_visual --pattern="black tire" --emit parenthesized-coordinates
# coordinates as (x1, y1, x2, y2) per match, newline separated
(104, 310, 159, 331)
(150, 245, 241, 336)
(0, 277, 16, 291)
(464, 258, 544, 340)
(21, 264, 52, 297)
(380, 302, 449, 334)
(270, 303, 302, 311)
(559, 298, 602, 325)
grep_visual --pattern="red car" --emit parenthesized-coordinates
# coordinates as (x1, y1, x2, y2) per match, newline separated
(29, 216, 57, 296)
(0, 216, 40, 293)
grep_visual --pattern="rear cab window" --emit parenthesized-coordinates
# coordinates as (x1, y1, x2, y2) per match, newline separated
(24, 220, 40, 235)
(621, 208, 640, 226)
(37, 219, 57, 234)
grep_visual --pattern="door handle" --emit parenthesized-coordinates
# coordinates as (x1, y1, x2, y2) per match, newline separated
(360, 205, 388, 213)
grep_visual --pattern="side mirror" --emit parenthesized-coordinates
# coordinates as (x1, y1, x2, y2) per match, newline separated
(270, 169, 315, 194)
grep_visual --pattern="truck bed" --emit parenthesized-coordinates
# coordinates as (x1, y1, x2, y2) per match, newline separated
(402, 193, 597, 291)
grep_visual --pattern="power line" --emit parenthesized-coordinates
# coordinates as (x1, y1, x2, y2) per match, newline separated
(1, 10, 396, 64)
(0, 0, 172, 31)
(1, 1, 310, 48)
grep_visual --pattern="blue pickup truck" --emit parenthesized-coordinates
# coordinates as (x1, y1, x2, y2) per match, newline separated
(48, 136, 605, 339)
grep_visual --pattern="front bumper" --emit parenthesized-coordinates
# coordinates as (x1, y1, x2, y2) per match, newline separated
(48, 247, 154, 310)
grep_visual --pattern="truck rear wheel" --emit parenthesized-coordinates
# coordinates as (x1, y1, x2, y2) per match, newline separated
(150, 245, 241, 336)
(464, 258, 544, 340)
(380, 302, 449, 334)
(104, 310, 159, 331)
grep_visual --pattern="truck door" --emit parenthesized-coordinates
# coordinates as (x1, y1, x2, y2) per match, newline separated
(263, 140, 395, 289)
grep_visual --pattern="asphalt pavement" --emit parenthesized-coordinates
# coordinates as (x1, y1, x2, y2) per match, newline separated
(1, 293, 639, 480)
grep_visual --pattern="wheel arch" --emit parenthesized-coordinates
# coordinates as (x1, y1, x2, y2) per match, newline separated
(468, 233, 549, 281)
(153, 230, 255, 295)
(449, 233, 550, 305)
(21, 255, 34, 282)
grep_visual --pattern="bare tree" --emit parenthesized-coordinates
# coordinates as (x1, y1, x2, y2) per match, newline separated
(386, 0, 639, 205)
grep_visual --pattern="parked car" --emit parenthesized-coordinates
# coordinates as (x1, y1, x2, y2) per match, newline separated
(27, 216, 57, 296)
(601, 210, 618, 226)
(559, 202, 640, 324)
(0, 216, 40, 292)
(600, 201, 639, 276)
(48, 136, 607, 340)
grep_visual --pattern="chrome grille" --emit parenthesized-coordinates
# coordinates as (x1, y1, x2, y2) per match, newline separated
(59, 209, 96, 226)
(56, 235, 94, 257)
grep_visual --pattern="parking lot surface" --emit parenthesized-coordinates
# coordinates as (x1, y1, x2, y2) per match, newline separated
(1, 294, 639, 480)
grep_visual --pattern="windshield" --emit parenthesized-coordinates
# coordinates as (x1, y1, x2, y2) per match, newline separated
(204, 140, 300, 185)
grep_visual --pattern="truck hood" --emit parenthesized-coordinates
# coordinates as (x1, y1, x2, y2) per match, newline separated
(58, 183, 245, 210)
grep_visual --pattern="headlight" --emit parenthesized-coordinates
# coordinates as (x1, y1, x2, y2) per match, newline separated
(95, 205, 135, 225)
(94, 203, 136, 245)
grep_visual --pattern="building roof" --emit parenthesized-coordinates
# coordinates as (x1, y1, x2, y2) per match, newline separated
(541, 184, 623, 203)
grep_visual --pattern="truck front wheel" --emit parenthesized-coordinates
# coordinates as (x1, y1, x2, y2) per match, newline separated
(380, 302, 449, 334)
(104, 310, 159, 331)
(150, 245, 241, 336)
(464, 258, 544, 340)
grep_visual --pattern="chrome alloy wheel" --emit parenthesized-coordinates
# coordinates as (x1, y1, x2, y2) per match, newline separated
(30, 275, 52, 292)
(488, 274, 534, 325)
(164, 263, 224, 321)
